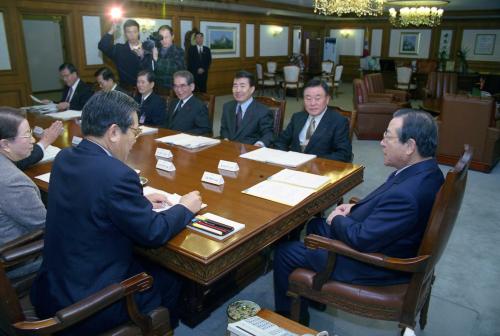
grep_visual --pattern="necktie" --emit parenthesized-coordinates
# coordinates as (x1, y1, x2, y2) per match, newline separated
(236, 105, 243, 131)
(65, 87, 73, 102)
(173, 101, 183, 116)
(302, 118, 316, 152)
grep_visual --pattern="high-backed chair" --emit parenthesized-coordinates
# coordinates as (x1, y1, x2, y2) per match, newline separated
(288, 145, 473, 335)
(282, 65, 304, 101)
(416, 59, 437, 74)
(330, 105, 357, 143)
(0, 232, 172, 336)
(437, 94, 500, 172)
(266, 61, 278, 75)
(321, 61, 335, 95)
(194, 92, 216, 135)
(353, 78, 401, 140)
(254, 96, 286, 136)
(332, 65, 344, 97)
(424, 72, 458, 99)
(256, 63, 279, 97)
(396, 66, 417, 92)
(365, 73, 409, 102)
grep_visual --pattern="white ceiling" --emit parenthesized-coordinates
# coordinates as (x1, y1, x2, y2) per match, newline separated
(266, 0, 500, 11)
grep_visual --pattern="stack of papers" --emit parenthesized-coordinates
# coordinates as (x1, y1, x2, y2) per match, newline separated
(38, 145, 61, 164)
(139, 125, 158, 135)
(240, 147, 316, 167)
(46, 110, 82, 120)
(35, 172, 51, 183)
(242, 169, 331, 206)
(155, 133, 220, 149)
(143, 186, 207, 212)
(26, 104, 58, 114)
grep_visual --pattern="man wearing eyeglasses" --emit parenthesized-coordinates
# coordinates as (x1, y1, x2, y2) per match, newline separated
(31, 91, 203, 335)
(273, 109, 444, 324)
(166, 70, 211, 135)
(273, 79, 352, 162)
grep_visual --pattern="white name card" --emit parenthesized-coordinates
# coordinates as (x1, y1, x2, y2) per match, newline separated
(155, 148, 173, 160)
(156, 159, 176, 172)
(72, 136, 82, 146)
(33, 126, 44, 137)
(201, 171, 224, 185)
(217, 160, 239, 171)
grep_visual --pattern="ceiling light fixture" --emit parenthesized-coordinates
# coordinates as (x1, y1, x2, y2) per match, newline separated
(313, 0, 385, 17)
(387, 0, 448, 27)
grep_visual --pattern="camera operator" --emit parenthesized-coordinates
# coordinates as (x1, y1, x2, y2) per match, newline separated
(98, 19, 153, 89)
(152, 25, 185, 90)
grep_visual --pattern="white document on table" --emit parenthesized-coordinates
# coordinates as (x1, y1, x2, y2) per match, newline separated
(139, 125, 158, 135)
(242, 180, 316, 206)
(240, 147, 316, 167)
(30, 95, 43, 104)
(35, 172, 51, 183)
(269, 168, 331, 190)
(143, 186, 207, 212)
(38, 145, 61, 164)
(46, 110, 82, 120)
(155, 133, 220, 149)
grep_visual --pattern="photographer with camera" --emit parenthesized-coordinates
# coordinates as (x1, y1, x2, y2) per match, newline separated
(98, 19, 153, 89)
(152, 25, 185, 90)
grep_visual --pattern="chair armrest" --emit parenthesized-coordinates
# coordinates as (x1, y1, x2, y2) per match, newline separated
(304, 234, 429, 273)
(13, 272, 153, 334)
(385, 89, 409, 101)
(0, 240, 44, 267)
(0, 229, 44, 255)
(349, 197, 360, 204)
(367, 93, 394, 102)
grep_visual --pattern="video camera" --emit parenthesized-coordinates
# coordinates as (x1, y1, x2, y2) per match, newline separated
(142, 32, 162, 52)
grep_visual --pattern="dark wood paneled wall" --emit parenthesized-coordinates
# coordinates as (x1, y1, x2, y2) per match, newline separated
(1, 0, 499, 106)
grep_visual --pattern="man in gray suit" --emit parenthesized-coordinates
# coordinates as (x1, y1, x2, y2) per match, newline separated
(220, 70, 273, 146)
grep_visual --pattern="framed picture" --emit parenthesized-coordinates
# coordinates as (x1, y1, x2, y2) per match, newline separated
(474, 34, 496, 55)
(207, 26, 237, 55)
(439, 30, 453, 58)
(399, 32, 420, 55)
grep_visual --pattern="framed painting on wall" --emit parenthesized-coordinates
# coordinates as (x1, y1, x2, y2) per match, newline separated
(474, 34, 496, 55)
(399, 32, 420, 55)
(207, 26, 237, 55)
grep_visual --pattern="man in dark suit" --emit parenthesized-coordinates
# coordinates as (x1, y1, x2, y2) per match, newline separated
(94, 67, 128, 95)
(98, 19, 153, 87)
(187, 32, 212, 93)
(30, 91, 203, 335)
(273, 79, 352, 162)
(167, 70, 211, 135)
(273, 109, 444, 321)
(42, 63, 93, 111)
(220, 70, 273, 146)
(134, 70, 167, 126)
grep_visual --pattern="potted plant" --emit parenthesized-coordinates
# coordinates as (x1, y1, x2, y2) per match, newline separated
(456, 48, 469, 74)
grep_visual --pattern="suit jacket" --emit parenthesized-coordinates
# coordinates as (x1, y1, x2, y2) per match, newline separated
(98, 33, 153, 86)
(15, 144, 43, 170)
(135, 93, 167, 126)
(60, 80, 93, 110)
(220, 99, 274, 146)
(306, 159, 444, 285)
(0, 153, 45, 246)
(187, 45, 212, 74)
(166, 96, 212, 135)
(273, 108, 353, 162)
(30, 140, 193, 334)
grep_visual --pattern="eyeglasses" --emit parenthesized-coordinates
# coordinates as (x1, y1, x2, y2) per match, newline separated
(129, 126, 142, 139)
(382, 130, 399, 141)
(9, 128, 33, 140)
(173, 84, 189, 90)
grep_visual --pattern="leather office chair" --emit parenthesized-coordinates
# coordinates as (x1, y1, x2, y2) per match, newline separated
(0, 232, 172, 336)
(352, 78, 401, 140)
(437, 94, 500, 172)
(194, 92, 216, 135)
(256, 63, 279, 97)
(329, 105, 357, 143)
(416, 59, 437, 74)
(254, 96, 286, 136)
(282, 65, 304, 101)
(424, 72, 457, 99)
(287, 145, 473, 335)
(364, 73, 409, 102)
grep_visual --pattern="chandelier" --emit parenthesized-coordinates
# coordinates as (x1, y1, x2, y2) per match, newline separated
(389, 6, 444, 27)
(313, 0, 385, 16)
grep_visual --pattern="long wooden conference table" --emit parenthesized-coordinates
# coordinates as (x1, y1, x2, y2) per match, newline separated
(25, 113, 364, 325)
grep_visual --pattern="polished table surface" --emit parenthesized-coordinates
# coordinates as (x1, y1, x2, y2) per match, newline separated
(25, 113, 364, 286)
